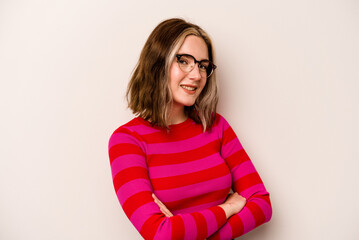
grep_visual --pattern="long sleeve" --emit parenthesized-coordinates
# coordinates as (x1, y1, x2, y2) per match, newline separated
(208, 117, 272, 239)
(109, 126, 228, 240)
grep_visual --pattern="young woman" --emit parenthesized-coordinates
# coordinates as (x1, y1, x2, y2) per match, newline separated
(108, 18, 272, 239)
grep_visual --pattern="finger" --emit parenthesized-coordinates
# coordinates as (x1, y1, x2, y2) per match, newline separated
(157, 200, 172, 217)
(153, 194, 165, 205)
(153, 194, 165, 207)
(152, 193, 159, 201)
(161, 206, 173, 217)
(239, 194, 247, 203)
(153, 194, 173, 217)
(160, 206, 172, 217)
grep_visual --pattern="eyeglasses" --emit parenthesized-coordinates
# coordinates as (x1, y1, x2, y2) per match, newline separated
(176, 54, 217, 78)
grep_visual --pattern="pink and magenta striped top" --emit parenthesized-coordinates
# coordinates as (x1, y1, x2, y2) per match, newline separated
(108, 114, 272, 239)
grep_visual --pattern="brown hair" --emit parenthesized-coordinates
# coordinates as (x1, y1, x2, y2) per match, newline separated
(126, 18, 218, 131)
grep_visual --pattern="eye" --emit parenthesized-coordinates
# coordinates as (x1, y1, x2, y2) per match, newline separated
(199, 64, 207, 70)
(178, 59, 188, 65)
(199, 61, 210, 70)
(177, 55, 192, 65)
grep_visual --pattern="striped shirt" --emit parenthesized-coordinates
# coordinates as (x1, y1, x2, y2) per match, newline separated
(108, 114, 272, 239)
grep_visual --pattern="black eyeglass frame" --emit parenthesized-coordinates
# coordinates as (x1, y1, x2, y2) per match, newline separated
(175, 54, 217, 78)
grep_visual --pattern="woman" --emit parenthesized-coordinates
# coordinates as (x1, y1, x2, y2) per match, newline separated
(108, 18, 272, 239)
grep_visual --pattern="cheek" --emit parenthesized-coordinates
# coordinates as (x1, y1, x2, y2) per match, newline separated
(200, 79, 207, 90)
(196, 79, 208, 96)
(169, 63, 183, 82)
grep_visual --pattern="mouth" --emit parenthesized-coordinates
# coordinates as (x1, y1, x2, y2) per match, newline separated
(180, 84, 198, 91)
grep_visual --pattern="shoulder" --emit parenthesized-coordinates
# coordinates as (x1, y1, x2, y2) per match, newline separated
(108, 117, 152, 154)
(108, 118, 148, 164)
(111, 117, 142, 135)
(108, 117, 144, 145)
(204, 113, 233, 138)
(213, 113, 231, 129)
(108, 117, 162, 146)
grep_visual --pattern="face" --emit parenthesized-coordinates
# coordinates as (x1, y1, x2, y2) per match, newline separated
(169, 35, 208, 109)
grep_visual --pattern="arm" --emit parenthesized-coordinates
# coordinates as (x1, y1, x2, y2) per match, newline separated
(153, 190, 246, 219)
(109, 127, 235, 240)
(208, 116, 272, 239)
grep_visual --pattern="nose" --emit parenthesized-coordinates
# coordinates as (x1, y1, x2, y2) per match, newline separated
(188, 63, 202, 80)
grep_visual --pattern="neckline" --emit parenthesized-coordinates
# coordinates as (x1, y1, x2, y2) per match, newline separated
(136, 117, 194, 130)
(169, 117, 193, 129)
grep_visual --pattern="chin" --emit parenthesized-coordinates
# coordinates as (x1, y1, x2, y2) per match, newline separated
(183, 100, 196, 107)
(173, 96, 198, 108)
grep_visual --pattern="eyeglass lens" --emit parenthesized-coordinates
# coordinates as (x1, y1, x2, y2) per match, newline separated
(177, 54, 215, 77)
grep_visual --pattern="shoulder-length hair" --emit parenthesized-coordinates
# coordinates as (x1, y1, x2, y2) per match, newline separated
(126, 18, 218, 131)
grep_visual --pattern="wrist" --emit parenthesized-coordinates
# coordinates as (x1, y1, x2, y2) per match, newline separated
(218, 203, 233, 219)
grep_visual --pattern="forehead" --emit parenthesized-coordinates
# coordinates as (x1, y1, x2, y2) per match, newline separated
(177, 35, 209, 60)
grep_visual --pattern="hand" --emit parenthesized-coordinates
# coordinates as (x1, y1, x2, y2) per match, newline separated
(219, 192, 247, 219)
(152, 193, 173, 217)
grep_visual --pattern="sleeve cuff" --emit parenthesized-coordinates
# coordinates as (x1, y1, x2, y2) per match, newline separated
(209, 206, 227, 228)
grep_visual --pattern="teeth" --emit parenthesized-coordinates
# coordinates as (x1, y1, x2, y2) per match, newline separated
(181, 85, 196, 91)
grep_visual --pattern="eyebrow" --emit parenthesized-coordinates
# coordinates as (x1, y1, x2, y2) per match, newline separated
(177, 53, 209, 61)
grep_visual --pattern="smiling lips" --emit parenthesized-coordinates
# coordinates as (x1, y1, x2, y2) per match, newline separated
(180, 84, 198, 93)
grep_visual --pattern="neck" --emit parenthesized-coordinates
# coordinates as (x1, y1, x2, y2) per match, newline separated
(169, 103, 187, 125)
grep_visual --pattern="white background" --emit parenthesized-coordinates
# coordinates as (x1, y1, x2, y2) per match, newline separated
(1, 0, 358, 239)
